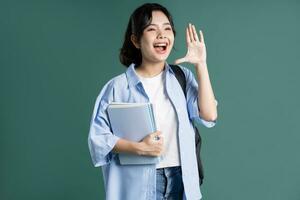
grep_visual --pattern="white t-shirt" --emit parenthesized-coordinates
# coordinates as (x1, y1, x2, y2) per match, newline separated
(138, 70, 181, 169)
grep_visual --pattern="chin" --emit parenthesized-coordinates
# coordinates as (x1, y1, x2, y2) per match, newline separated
(152, 58, 168, 64)
(155, 54, 171, 62)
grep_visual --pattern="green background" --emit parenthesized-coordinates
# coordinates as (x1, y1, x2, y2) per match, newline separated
(1, 0, 299, 199)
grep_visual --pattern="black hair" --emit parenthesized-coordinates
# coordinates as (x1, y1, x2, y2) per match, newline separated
(119, 3, 176, 67)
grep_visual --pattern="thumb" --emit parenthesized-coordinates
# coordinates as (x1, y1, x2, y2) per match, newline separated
(174, 57, 187, 65)
(153, 131, 163, 141)
(154, 131, 163, 137)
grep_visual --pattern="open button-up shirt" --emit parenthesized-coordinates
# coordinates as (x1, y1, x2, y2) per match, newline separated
(88, 63, 217, 200)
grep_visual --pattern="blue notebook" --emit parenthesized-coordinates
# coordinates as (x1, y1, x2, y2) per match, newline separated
(107, 102, 160, 165)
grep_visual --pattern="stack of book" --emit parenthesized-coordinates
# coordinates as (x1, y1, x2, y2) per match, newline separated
(107, 102, 160, 165)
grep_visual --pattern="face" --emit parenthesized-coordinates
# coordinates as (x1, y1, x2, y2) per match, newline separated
(133, 11, 175, 65)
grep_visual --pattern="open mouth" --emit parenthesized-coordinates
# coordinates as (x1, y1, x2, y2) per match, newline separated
(153, 42, 168, 52)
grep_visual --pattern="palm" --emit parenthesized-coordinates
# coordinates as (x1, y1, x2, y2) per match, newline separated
(175, 24, 207, 65)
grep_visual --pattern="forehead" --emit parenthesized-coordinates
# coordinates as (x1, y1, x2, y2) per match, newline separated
(150, 11, 170, 24)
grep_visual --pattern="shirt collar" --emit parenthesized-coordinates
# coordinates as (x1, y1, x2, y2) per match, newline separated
(125, 62, 175, 88)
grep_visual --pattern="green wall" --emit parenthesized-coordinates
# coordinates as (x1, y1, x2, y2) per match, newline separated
(1, 0, 300, 199)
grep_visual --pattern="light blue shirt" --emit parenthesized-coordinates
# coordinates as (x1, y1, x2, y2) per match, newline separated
(88, 63, 217, 200)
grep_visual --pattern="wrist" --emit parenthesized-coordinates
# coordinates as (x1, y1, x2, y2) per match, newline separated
(133, 142, 144, 155)
(195, 61, 207, 68)
(195, 62, 208, 74)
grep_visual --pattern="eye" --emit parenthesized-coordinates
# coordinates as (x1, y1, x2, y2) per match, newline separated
(165, 27, 172, 31)
(147, 28, 156, 31)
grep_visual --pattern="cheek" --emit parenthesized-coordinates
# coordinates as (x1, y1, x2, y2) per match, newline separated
(140, 42, 153, 54)
(167, 32, 175, 44)
(169, 37, 175, 49)
(140, 36, 154, 50)
(139, 42, 154, 57)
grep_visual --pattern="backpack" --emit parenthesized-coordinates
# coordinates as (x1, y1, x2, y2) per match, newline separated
(170, 64, 204, 185)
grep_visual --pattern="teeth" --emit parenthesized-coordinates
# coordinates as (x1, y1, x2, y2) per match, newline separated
(154, 43, 167, 47)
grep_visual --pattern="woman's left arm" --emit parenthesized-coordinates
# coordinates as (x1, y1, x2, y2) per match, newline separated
(175, 23, 217, 121)
(194, 62, 217, 121)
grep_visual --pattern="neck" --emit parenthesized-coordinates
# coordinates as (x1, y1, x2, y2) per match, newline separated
(136, 60, 165, 78)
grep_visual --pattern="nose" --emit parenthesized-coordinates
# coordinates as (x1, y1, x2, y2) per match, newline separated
(157, 34, 166, 39)
(157, 30, 166, 39)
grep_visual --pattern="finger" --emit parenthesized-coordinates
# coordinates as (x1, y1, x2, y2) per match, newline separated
(154, 135, 164, 142)
(174, 57, 187, 65)
(189, 23, 195, 42)
(153, 135, 160, 141)
(157, 136, 164, 144)
(186, 27, 191, 44)
(192, 25, 199, 42)
(156, 132, 163, 137)
(199, 30, 205, 43)
(154, 131, 162, 137)
(157, 134, 164, 140)
(153, 132, 164, 141)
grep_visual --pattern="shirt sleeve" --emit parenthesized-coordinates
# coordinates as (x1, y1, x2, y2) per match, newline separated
(180, 66, 218, 128)
(88, 80, 120, 167)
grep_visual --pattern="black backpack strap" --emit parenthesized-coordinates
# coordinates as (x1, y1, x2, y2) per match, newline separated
(170, 65, 186, 98)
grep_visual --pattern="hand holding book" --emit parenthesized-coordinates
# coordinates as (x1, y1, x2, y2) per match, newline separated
(107, 102, 162, 164)
(137, 131, 164, 157)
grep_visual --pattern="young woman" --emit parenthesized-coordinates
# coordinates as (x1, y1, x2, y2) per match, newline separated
(88, 3, 218, 200)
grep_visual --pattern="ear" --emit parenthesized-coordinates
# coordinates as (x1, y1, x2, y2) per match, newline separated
(130, 34, 140, 49)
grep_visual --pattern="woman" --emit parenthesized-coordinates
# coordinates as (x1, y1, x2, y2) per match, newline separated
(88, 3, 218, 200)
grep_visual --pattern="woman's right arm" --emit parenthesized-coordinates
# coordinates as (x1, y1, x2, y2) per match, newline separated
(88, 80, 164, 166)
(112, 131, 164, 157)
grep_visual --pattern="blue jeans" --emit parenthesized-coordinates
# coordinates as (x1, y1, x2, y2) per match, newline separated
(156, 166, 184, 200)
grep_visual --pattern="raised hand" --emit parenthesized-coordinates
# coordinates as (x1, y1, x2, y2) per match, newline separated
(174, 23, 207, 66)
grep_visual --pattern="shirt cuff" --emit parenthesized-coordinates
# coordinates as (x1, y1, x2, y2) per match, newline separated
(89, 134, 120, 167)
(193, 117, 217, 128)
(191, 99, 218, 128)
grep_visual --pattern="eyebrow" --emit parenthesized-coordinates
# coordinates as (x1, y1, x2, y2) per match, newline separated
(148, 23, 171, 27)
